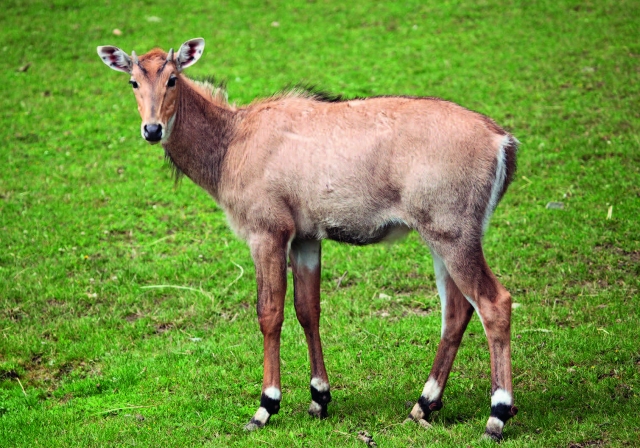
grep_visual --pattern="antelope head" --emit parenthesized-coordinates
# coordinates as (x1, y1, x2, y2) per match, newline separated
(97, 38, 205, 144)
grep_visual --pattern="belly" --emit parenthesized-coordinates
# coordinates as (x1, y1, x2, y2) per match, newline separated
(323, 221, 411, 246)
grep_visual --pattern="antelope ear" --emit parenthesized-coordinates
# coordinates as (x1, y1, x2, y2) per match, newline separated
(97, 46, 132, 73)
(175, 38, 205, 71)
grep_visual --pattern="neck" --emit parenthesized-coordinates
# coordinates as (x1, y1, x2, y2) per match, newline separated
(162, 77, 238, 197)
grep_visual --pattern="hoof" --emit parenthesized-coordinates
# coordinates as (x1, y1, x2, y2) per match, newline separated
(403, 416, 433, 429)
(484, 415, 506, 442)
(482, 431, 503, 442)
(405, 398, 440, 429)
(245, 407, 271, 431)
(308, 401, 328, 419)
(244, 419, 264, 431)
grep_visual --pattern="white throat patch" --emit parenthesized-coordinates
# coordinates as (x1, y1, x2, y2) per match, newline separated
(162, 114, 176, 143)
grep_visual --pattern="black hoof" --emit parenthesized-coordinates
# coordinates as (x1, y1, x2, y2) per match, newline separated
(244, 418, 265, 431)
(483, 430, 504, 442)
(308, 401, 329, 419)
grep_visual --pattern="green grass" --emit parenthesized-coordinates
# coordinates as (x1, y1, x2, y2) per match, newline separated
(1, 0, 639, 446)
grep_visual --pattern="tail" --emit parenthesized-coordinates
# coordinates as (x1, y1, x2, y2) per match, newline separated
(482, 134, 519, 234)
(497, 134, 519, 202)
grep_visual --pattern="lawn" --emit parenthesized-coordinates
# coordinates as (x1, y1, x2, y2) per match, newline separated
(1, 0, 638, 446)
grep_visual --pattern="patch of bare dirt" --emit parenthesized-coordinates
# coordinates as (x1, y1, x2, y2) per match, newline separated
(403, 306, 433, 317)
(594, 244, 640, 268)
(0, 369, 19, 380)
(124, 313, 143, 322)
(15, 358, 103, 393)
(155, 323, 174, 334)
(373, 305, 434, 320)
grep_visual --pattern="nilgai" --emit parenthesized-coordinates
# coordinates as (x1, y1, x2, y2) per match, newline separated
(97, 38, 519, 440)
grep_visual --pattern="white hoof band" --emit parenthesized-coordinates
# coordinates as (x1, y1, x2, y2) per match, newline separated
(408, 402, 425, 420)
(308, 400, 323, 416)
(491, 388, 512, 407)
(253, 407, 269, 423)
(486, 416, 505, 433)
(264, 386, 282, 401)
(421, 378, 442, 401)
(310, 378, 329, 392)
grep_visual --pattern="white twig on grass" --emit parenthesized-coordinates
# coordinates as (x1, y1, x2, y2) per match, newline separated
(140, 261, 243, 306)
(146, 235, 176, 246)
(361, 328, 379, 339)
(518, 175, 533, 190)
(13, 268, 29, 279)
(333, 430, 351, 438)
(91, 404, 157, 416)
(378, 421, 406, 433)
(16, 377, 27, 397)
(222, 261, 244, 293)
(335, 270, 348, 289)
(196, 414, 239, 429)
(140, 284, 214, 302)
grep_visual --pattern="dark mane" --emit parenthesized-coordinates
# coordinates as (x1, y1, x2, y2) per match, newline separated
(189, 75, 229, 105)
(292, 83, 346, 102)
(270, 83, 347, 103)
(191, 75, 227, 92)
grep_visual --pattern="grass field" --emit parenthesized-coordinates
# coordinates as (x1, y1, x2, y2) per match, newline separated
(1, 0, 639, 446)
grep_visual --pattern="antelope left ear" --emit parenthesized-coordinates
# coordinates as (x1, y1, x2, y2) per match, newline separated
(97, 46, 132, 73)
(175, 38, 205, 71)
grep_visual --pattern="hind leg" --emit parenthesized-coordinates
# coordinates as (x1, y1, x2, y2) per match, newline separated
(407, 249, 475, 426)
(437, 242, 517, 440)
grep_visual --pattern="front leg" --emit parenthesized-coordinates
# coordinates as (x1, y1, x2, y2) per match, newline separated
(290, 239, 332, 418)
(244, 232, 290, 431)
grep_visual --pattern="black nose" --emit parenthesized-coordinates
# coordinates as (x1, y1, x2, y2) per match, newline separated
(144, 124, 162, 142)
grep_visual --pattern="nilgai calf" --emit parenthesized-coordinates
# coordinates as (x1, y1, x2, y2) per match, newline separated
(98, 38, 519, 440)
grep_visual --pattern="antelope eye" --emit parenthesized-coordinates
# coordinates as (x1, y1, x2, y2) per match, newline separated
(167, 76, 177, 88)
(129, 80, 139, 89)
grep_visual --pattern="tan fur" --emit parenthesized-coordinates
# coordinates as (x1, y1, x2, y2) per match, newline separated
(99, 43, 519, 438)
